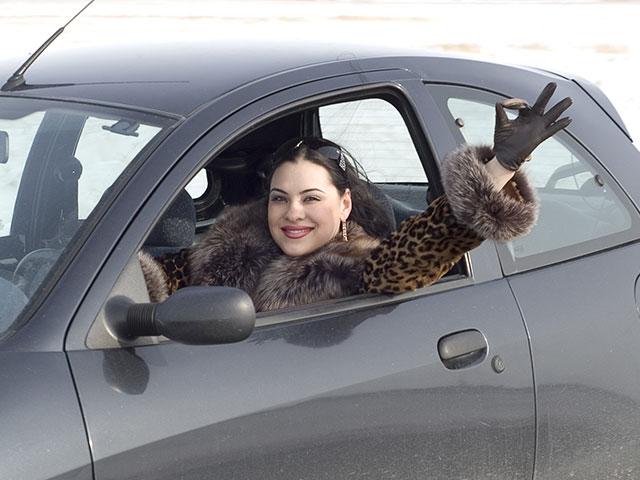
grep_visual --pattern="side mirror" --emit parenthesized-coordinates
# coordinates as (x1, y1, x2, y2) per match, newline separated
(109, 286, 256, 345)
(0, 131, 8, 164)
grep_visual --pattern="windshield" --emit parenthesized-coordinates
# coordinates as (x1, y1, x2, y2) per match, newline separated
(0, 96, 173, 336)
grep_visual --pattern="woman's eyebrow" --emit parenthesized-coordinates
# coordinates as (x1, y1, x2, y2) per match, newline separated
(269, 188, 326, 195)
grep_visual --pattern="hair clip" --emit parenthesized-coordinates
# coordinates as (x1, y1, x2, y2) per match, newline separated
(338, 154, 346, 171)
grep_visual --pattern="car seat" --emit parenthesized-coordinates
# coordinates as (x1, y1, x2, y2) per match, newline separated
(142, 189, 196, 257)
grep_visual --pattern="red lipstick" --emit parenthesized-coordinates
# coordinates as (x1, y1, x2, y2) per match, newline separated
(282, 226, 313, 239)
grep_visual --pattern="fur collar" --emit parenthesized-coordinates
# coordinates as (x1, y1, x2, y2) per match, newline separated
(188, 199, 380, 311)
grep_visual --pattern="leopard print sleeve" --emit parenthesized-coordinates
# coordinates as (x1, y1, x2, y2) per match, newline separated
(362, 144, 541, 294)
(138, 248, 191, 303)
(156, 248, 192, 295)
(362, 195, 483, 293)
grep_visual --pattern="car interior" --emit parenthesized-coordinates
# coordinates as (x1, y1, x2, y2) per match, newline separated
(139, 99, 468, 302)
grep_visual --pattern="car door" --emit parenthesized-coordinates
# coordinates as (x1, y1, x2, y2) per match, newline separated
(65, 67, 535, 479)
(0, 97, 173, 480)
(427, 80, 640, 479)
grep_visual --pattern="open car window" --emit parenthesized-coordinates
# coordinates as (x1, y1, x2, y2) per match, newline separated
(134, 92, 470, 323)
(88, 86, 485, 349)
(0, 97, 171, 337)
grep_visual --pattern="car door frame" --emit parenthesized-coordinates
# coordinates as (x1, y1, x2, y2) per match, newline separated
(65, 66, 506, 349)
(56, 63, 536, 479)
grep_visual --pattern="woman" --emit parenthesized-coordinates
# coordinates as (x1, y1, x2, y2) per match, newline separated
(140, 83, 572, 311)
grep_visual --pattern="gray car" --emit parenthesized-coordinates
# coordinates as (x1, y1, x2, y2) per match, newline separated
(1, 37, 640, 480)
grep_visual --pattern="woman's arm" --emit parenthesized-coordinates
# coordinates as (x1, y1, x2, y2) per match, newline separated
(485, 156, 515, 191)
(362, 82, 572, 294)
(138, 249, 190, 303)
(363, 194, 483, 293)
(362, 145, 535, 293)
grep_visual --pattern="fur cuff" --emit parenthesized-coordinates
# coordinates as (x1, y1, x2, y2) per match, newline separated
(441, 145, 539, 241)
(138, 251, 170, 303)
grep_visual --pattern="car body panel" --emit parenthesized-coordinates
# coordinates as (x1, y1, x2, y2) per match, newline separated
(68, 279, 534, 480)
(508, 242, 640, 479)
(0, 42, 425, 116)
(58, 69, 535, 479)
(2, 39, 638, 479)
(0, 351, 92, 480)
(63, 69, 421, 350)
(422, 63, 640, 477)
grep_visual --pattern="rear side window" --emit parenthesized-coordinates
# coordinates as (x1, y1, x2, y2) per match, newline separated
(319, 98, 427, 183)
(430, 84, 640, 273)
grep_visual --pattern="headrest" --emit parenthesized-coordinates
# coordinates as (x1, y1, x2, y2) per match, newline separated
(145, 190, 196, 249)
(368, 184, 396, 231)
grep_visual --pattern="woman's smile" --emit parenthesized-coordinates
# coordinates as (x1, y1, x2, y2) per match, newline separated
(281, 225, 314, 239)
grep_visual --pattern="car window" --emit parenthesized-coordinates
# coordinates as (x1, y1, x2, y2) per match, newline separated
(431, 84, 639, 272)
(319, 98, 427, 183)
(185, 169, 208, 199)
(0, 97, 171, 337)
(0, 111, 44, 236)
(75, 117, 163, 219)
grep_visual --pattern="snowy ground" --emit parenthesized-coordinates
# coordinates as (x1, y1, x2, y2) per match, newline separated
(0, 0, 638, 139)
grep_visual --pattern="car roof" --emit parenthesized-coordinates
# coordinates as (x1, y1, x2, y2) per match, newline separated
(0, 40, 425, 117)
(6, 38, 628, 142)
(0, 39, 507, 118)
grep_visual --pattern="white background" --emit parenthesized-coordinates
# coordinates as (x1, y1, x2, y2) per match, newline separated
(0, 0, 638, 142)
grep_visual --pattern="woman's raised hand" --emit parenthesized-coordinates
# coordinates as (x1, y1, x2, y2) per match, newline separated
(493, 82, 572, 171)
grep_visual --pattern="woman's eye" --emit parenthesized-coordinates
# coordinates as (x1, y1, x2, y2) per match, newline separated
(270, 195, 286, 203)
(304, 196, 320, 203)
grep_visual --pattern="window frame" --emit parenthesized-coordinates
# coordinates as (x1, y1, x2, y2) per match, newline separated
(189, 85, 478, 324)
(201, 85, 480, 326)
(428, 83, 640, 274)
(82, 79, 496, 349)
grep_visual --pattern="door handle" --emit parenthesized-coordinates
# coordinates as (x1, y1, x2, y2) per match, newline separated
(438, 329, 487, 370)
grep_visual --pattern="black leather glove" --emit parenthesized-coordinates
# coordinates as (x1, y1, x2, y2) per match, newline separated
(493, 82, 572, 171)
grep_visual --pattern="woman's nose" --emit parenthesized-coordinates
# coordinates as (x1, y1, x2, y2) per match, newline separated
(285, 200, 305, 220)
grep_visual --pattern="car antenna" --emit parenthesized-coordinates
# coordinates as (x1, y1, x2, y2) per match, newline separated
(1, 0, 96, 92)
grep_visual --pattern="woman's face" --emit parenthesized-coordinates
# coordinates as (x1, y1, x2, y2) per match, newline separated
(268, 159, 352, 257)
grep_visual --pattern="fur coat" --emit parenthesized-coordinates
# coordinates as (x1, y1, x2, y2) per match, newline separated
(139, 145, 538, 312)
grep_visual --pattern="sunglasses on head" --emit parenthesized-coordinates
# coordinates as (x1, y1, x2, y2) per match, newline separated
(295, 139, 347, 171)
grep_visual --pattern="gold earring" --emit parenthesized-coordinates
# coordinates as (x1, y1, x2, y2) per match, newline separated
(342, 220, 348, 242)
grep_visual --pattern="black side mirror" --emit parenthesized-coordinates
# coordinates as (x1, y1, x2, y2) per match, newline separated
(0, 131, 8, 164)
(109, 286, 256, 345)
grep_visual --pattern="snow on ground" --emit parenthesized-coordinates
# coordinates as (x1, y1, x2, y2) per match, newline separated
(0, 1, 638, 133)
(0, 0, 637, 135)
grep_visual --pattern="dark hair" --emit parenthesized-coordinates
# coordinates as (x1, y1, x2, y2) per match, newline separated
(267, 136, 394, 239)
